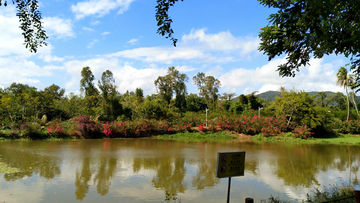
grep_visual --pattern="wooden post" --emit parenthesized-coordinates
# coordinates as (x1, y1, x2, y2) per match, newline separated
(226, 177, 231, 203)
(245, 197, 254, 203)
(354, 190, 360, 203)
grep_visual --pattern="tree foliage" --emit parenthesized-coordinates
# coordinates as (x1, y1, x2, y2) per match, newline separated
(193, 72, 221, 110)
(272, 88, 318, 128)
(0, 0, 48, 52)
(258, 0, 360, 80)
(154, 67, 188, 112)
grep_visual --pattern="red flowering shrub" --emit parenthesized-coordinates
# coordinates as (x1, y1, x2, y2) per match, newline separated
(212, 115, 292, 137)
(70, 116, 102, 138)
(47, 122, 66, 137)
(292, 125, 313, 139)
(333, 119, 360, 134)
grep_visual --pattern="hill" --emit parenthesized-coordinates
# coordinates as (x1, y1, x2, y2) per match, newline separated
(232, 91, 358, 102)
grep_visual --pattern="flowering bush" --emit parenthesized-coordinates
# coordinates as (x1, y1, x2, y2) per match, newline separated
(333, 119, 360, 134)
(102, 118, 192, 138)
(70, 116, 102, 138)
(47, 122, 66, 137)
(292, 125, 313, 139)
(211, 115, 292, 137)
(20, 122, 43, 138)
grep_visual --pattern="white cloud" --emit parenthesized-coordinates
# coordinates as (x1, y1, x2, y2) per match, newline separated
(43, 17, 75, 39)
(37, 44, 64, 62)
(177, 66, 197, 72)
(82, 27, 94, 31)
(102, 31, 111, 35)
(107, 47, 208, 64)
(181, 28, 260, 55)
(0, 57, 53, 86)
(127, 38, 138, 45)
(71, 0, 135, 19)
(87, 39, 98, 49)
(0, 6, 34, 57)
(219, 57, 345, 94)
(61, 58, 166, 95)
(91, 20, 101, 25)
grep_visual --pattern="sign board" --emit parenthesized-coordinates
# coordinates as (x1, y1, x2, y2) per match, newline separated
(216, 151, 245, 178)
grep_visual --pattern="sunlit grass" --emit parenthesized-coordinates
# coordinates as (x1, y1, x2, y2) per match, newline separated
(155, 132, 237, 142)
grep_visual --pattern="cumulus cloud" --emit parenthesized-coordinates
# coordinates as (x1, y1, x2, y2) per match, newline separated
(71, 0, 135, 19)
(106, 47, 208, 64)
(102, 31, 111, 35)
(106, 29, 260, 64)
(181, 28, 260, 55)
(43, 17, 75, 39)
(0, 6, 34, 57)
(219, 57, 345, 94)
(0, 57, 53, 86)
(61, 58, 166, 95)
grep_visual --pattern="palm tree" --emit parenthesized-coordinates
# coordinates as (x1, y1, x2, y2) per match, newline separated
(336, 66, 357, 121)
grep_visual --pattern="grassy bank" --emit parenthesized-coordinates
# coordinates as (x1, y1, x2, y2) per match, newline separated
(155, 132, 237, 142)
(252, 133, 360, 145)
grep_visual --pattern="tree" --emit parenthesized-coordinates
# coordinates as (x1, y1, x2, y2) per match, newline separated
(193, 72, 221, 110)
(135, 87, 144, 104)
(314, 92, 328, 108)
(258, 0, 360, 81)
(154, 67, 188, 111)
(220, 93, 236, 101)
(185, 93, 207, 112)
(80, 67, 99, 97)
(80, 67, 99, 115)
(0, 0, 48, 52)
(336, 66, 355, 121)
(272, 88, 318, 128)
(98, 70, 122, 120)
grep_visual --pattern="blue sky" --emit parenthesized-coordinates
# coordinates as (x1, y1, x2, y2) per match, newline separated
(0, 0, 349, 96)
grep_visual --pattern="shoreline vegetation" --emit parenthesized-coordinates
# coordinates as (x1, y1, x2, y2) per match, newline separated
(0, 114, 360, 145)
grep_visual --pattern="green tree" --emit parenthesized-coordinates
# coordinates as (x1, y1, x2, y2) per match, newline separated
(193, 72, 221, 110)
(272, 88, 318, 128)
(314, 92, 328, 108)
(220, 93, 236, 101)
(0, 0, 48, 52)
(80, 67, 100, 115)
(185, 93, 207, 112)
(336, 66, 355, 121)
(98, 70, 122, 120)
(154, 67, 188, 112)
(135, 87, 144, 104)
(258, 0, 360, 80)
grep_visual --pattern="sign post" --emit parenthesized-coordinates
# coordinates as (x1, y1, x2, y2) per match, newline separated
(216, 151, 245, 203)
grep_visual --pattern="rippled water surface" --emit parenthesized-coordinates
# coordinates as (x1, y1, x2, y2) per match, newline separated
(0, 139, 359, 202)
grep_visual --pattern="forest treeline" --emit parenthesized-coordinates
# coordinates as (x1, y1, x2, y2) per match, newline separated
(0, 66, 359, 138)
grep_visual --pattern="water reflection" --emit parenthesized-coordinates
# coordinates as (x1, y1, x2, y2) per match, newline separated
(0, 139, 359, 202)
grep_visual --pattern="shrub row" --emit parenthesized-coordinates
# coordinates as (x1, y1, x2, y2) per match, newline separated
(0, 115, 314, 139)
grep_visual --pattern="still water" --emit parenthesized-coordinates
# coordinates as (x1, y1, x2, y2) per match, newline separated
(0, 138, 359, 202)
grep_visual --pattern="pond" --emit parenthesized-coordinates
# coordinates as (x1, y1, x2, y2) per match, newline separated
(0, 138, 359, 202)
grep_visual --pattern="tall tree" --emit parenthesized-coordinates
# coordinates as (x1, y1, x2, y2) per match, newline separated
(314, 92, 328, 108)
(80, 67, 99, 114)
(80, 67, 99, 97)
(154, 67, 188, 111)
(98, 70, 122, 120)
(193, 72, 221, 110)
(336, 67, 353, 121)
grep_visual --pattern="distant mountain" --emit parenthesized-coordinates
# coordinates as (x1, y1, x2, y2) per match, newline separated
(232, 91, 359, 102)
